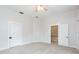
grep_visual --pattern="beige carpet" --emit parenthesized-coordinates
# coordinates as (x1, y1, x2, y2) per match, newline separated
(0, 42, 79, 54)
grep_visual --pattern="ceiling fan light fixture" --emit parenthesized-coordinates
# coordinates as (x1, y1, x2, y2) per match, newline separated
(34, 5, 47, 12)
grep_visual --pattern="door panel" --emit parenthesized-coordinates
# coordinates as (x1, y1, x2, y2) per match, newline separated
(58, 24, 68, 46)
(8, 21, 22, 48)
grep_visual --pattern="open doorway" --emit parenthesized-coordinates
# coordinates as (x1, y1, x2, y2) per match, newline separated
(51, 25, 58, 45)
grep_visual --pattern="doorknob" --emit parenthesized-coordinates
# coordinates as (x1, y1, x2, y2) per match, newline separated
(9, 37, 12, 39)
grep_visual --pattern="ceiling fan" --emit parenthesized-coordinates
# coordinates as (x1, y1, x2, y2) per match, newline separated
(34, 5, 48, 12)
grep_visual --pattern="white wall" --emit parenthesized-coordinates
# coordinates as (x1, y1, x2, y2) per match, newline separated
(0, 6, 79, 50)
(22, 17, 33, 44)
(0, 6, 33, 50)
(0, 6, 16, 50)
(32, 17, 50, 43)
(0, 9, 8, 50)
(41, 9, 79, 48)
(0, 6, 49, 51)
(76, 10, 79, 49)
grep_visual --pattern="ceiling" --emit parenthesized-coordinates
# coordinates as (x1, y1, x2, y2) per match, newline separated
(2, 5, 79, 18)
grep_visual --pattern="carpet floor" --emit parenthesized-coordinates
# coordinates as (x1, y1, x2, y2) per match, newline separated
(0, 42, 79, 54)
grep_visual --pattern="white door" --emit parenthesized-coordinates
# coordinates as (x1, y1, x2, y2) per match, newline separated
(8, 21, 22, 48)
(58, 24, 69, 46)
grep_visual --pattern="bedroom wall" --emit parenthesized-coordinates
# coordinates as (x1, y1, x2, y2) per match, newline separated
(32, 17, 49, 43)
(76, 10, 79, 49)
(0, 6, 33, 50)
(0, 6, 22, 50)
(0, 7, 8, 50)
(0, 6, 79, 50)
(41, 9, 79, 48)
(22, 16, 33, 45)
(0, 6, 48, 51)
